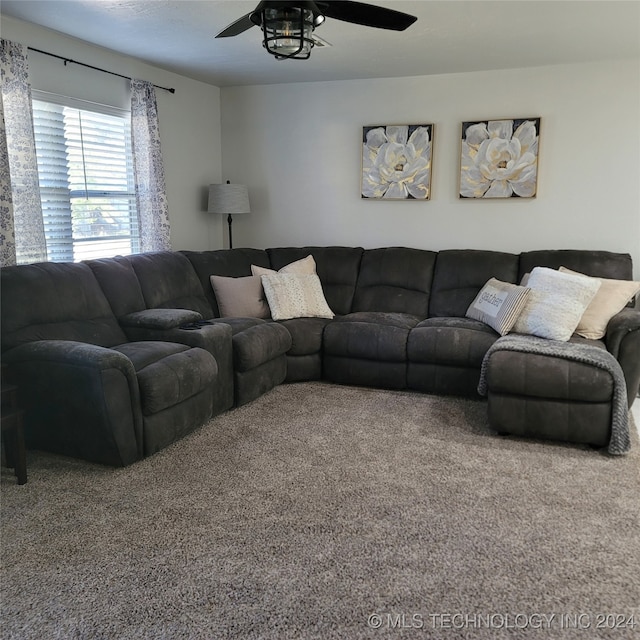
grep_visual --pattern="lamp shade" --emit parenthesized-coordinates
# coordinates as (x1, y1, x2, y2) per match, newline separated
(207, 183, 250, 215)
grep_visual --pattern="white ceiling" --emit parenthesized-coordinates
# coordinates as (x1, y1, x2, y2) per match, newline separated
(2, 1, 639, 87)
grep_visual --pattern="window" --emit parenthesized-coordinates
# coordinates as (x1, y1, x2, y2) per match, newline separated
(32, 93, 139, 262)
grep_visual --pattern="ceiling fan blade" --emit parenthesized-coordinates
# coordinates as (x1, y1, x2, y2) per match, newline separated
(318, 1, 417, 31)
(216, 13, 255, 38)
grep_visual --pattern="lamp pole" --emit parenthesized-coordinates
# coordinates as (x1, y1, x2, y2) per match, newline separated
(228, 212, 234, 249)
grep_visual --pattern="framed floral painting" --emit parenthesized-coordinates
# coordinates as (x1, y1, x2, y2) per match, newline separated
(459, 118, 540, 198)
(362, 124, 433, 200)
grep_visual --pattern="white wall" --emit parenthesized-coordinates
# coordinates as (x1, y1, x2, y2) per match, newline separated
(1, 15, 224, 251)
(4, 13, 639, 275)
(221, 60, 640, 278)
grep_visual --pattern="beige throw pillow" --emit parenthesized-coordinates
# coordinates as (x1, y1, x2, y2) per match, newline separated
(512, 267, 601, 341)
(559, 266, 640, 339)
(261, 274, 334, 321)
(251, 255, 316, 277)
(465, 278, 531, 336)
(210, 275, 271, 318)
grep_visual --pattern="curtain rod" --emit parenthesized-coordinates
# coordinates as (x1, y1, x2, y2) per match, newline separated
(27, 47, 176, 94)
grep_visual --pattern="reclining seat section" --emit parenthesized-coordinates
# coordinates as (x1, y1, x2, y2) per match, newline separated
(87, 254, 234, 417)
(324, 247, 436, 389)
(483, 250, 639, 446)
(407, 250, 519, 396)
(0, 262, 218, 466)
(518, 250, 640, 405)
(266, 246, 364, 381)
(178, 250, 292, 406)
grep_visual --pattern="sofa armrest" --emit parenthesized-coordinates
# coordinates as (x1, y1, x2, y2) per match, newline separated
(119, 308, 202, 330)
(2, 340, 143, 465)
(121, 322, 231, 359)
(122, 322, 235, 415)
(605, 308, 640, 407)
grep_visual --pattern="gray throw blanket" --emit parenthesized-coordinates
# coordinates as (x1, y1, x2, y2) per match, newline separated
(478, 335, 630, 455)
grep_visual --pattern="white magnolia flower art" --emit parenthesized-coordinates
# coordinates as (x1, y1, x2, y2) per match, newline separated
(459, 118, 540, 198)
(362, 124, 433, 200)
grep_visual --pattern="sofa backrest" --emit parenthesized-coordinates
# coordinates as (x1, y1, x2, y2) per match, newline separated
(429, 250, 520, 317)
(352, 247, 437, 316)
(267, 247, 364, 316)
(182, 248, 271, 317)
(128, 251, 213, 318)
(1, 261, 127, 352)
(4, 248, 632, 353)
(518, 250, 633, 281)
(85, 256, 147, 318)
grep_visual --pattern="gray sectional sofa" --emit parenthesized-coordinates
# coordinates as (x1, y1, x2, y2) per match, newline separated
(1, 246, 638, 465)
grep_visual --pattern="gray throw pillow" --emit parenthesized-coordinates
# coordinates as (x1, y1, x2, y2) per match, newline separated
(210, 275, 271, 318)
(466, 278, 531, 336)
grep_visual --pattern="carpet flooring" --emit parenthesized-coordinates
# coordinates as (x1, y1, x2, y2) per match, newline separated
(2, 382, 639, 639)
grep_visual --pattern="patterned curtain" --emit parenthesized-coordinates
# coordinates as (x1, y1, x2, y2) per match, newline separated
(130, 79, 171, 252)
(0, 39, 47, 266)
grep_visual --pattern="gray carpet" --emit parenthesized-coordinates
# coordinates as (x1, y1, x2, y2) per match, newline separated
(2, 382, 639, 640)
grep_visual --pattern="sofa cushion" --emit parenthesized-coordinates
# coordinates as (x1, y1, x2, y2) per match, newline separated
(182, 248, 271, 316)
(352, 247, 437, 316)
(512, 267, 601, 341)
(232, 322, 292, 373)
(85, 256, 147, 318)
(208, 317, 267, 335)
(324, 312, 421, 362)
(209, 275, 271, 319)
(0, 262, 128, 352)
(408, 317, 499, 367)
(334, 312, 421, 330)
(518, 250, 633, 282)
(261, 274, 334, 321)
(485, 340, 613, 403)
(129, 251, 213, 318)
(267, 247, 364, 316)
(114, 342, 217, 415)
(278, 317, 332, 356)
(429, 249, 520, 318)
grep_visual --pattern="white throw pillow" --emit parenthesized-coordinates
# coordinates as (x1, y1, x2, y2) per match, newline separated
(261, 274, 334, 321)
(512, 267, 601, 341)
(251, 254, 316, 277)
(465, 278, 531, 336)
(559, 267, 640, 339)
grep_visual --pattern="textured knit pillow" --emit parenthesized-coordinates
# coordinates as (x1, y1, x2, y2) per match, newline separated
(465, 278, 531, 336)
(251, 255, 316, 277)
(512, 267, 601, 341)
(559, 267, 640, 339)
(261, 274, 334, 321)
(210, 275, 271, 318)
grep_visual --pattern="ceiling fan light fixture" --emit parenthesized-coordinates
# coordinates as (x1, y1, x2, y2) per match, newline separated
(251, 1, 325, 60)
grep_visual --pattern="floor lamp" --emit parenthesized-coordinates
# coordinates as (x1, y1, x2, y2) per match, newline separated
(207, 181, 251, 249)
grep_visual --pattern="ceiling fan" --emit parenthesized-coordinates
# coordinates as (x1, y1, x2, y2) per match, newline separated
(216, 1, 418, 60)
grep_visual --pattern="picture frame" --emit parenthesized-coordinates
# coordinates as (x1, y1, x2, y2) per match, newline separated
(459, 118, 540, 199)
(362, 124, 433, 200)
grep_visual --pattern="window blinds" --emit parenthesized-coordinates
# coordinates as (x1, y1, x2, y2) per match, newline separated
(32, 97, 140, 262)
